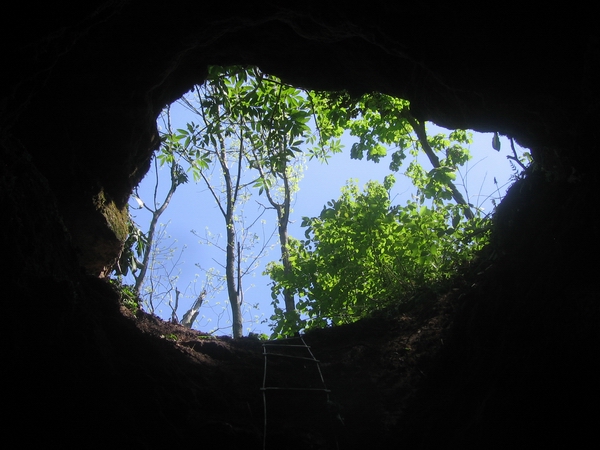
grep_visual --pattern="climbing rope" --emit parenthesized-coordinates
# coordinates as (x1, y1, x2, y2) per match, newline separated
(261, 335, 339, 449)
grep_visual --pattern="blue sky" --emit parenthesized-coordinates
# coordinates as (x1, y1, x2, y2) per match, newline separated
(124, 101, 527, 337)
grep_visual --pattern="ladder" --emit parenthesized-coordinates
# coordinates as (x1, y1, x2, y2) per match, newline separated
(261, 335, 338, 449)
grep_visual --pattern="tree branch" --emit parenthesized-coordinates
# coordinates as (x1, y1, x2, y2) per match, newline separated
(401, 109, 475, 220)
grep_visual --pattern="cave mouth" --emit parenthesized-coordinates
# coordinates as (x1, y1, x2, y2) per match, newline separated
(5, 5, 598, 447)
(117, 64, 531, 339)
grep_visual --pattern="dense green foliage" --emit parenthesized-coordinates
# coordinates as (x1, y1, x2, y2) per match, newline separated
(266, 91, 492, 337)
(312, 92, 475, 213)
(267, 176, 490, 337)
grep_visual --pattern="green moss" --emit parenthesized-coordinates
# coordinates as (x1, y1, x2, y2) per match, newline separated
(93, 189, 129, 242)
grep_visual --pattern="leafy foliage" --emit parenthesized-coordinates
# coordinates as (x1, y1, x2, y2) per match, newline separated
(114, 219, 148, 277)
(110, 278, 140, 314)
(313, 92, 475, 215)
(267, 177, 490, 337)
(264, 91, 491, 337)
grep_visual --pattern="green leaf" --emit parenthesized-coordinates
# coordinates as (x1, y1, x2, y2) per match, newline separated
(452, 212, 460, 229)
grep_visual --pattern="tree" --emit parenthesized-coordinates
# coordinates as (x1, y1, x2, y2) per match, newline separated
(177, 72, 261, 338)
(243, 79, 322, 314)
(115, 65, 339, 337)
(313, 92, 476, 217)
(112, 107, 189, 313)
(267, 176, 490, 337)
(114, 107, 220, 328)
(172, 66, 338, 337)
(132, 116, 189, 298)
(266, 92, 492, 336)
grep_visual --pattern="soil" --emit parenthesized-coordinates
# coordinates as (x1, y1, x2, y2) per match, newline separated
(97, 282, 460, 449)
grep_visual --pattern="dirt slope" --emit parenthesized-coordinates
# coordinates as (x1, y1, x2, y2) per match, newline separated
(100, 278, 460, 449)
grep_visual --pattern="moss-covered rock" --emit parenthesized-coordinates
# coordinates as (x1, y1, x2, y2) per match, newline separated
(63, 188, 129, 277)
(93, 189, 129, 244)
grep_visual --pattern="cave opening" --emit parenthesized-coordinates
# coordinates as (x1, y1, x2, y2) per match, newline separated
(4, 4, 598, 448)
(114, 64, 532, 340)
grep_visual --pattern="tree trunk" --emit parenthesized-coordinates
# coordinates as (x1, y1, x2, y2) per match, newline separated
(226, 216, 243, 338)
(277, 204, 295, 313)
(220, 141, 244, 339)
(134, 160, 180, 298)
(254, 149, 296, 313)
(181, 290, 206, 328)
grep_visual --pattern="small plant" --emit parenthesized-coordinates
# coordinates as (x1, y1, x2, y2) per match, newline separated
(110, 278, 140, 314)
(122, 297, 139, 314)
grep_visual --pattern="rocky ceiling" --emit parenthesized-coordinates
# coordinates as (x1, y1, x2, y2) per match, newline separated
(4, 2, 598, 274)
(2, 2, 599, 447)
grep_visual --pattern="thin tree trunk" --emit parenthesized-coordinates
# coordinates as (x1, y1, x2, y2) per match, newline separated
(134, 160, 180, 297)
(226, 215, 243, 338)
(252, 147, 295, 313)
(277, 179, 295, 313)
(219, 140, 244, 339)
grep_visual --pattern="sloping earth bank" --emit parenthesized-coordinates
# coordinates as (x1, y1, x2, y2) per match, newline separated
(104, 279, 462, 449)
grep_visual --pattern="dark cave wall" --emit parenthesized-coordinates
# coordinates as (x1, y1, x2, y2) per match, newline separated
(6, 3, 600, 191)
(4, 2, 599, 273)
(2, 2, 599, 447)
(396, 168, 599, 447)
